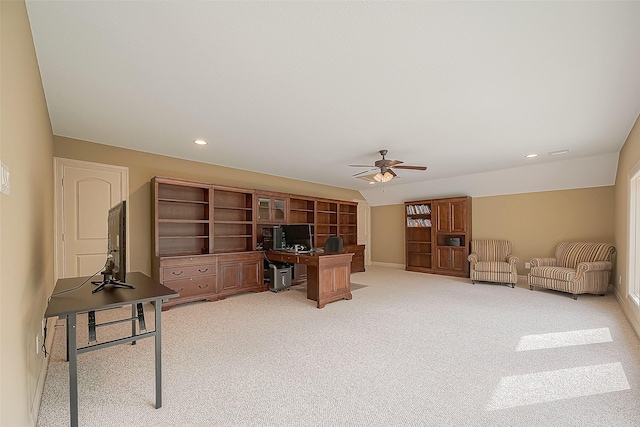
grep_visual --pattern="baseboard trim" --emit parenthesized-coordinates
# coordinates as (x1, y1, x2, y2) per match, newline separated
(30, 317, 56, 426)
(614, 288, 640, 341)
(370, 262, 405, 269)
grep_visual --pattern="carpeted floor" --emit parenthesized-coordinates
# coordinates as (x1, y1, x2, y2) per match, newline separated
(37, 266, 640, 426)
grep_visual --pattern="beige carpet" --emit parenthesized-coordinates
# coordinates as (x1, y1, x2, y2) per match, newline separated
(37, 266, 640, 426)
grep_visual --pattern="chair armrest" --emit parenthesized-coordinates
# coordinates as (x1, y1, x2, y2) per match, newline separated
(507, 255, 519, 265)
(530, 257, 557, 267)
(576, 261, 612, 275)
(468, 253, 479, 264)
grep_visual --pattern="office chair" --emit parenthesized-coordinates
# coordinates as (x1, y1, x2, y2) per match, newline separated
(324, 236, 343, 254)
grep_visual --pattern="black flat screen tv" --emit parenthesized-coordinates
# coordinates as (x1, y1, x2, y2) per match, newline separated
(92, 200, 134, 293)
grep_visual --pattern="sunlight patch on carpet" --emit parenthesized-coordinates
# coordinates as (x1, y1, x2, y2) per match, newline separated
(485, 362, 630, 411)
(516, 328, 612, 351)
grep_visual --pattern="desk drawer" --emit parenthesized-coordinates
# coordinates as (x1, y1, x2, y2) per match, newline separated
(162, 264, 215, 281)
(164, 276, 217, 298)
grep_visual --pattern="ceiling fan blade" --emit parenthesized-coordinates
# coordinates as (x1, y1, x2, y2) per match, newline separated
(352, 168, 377, 177)
(348, 164, 374, 168)
(393, 165, 427, 171)
(388, 169, 397, 177)
(386, 160, 404, 167)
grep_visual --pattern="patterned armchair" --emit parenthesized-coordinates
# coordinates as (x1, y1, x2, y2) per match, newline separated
(527, 242, 615, 299)
(468, 240, 519, 287)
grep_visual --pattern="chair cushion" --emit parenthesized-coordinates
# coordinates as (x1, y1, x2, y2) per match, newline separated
(475, 261, 512, 273)
(530, 266, 576, 282)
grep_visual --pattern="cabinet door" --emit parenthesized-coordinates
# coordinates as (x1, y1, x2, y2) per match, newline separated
(434, 202, 451, 233)
(219, 262, 241, 292)
(450, 200, 467, 233)
(435, 247, 451, 270)
(257, 195, 287, 223)
(240, 260, 261, 289)
(451, 247, 467, 272)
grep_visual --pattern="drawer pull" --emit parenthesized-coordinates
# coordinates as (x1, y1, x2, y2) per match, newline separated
(198, 268, 209, 273)
(171, 270, 184, 276)
(198, 283, 209, 289)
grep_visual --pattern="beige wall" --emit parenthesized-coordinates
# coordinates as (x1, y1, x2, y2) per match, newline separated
(370, 204, 406, 265)
(371, 187, 616, 272)
(614, 114, 640, 334)
(1, 1, 56, 425)
(54, 136, 365, 275)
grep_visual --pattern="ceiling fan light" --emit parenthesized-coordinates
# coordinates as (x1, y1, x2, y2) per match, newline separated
(375, 171, 393, 182)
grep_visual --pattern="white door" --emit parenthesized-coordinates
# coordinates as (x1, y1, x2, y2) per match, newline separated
(55, 158, 128, 279)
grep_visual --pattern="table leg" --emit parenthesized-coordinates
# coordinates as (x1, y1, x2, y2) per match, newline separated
(154, 300, 162, 408)
(131, 304, 137, 345)
(68, 313, 79, 427)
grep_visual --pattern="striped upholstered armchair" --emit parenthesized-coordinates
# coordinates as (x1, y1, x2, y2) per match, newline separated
(528, 242, 615, 300)
(468, 240, 519, 288)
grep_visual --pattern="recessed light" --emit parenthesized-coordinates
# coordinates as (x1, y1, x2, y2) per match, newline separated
(525, 154, 538, 158)
(193, 139, 207, 145)
(548, 149, 569, 156)
(369, 181, 376, 185)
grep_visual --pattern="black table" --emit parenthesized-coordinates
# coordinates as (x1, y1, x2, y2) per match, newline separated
(44, 272, 178, 427)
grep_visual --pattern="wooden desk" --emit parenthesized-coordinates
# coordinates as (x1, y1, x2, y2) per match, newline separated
(45, 272, 178, 427)
(265, 251, 353, 308)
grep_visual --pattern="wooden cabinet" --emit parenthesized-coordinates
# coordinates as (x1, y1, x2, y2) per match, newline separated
(405, 196, 471, 277)
(256, 192, 287, 223)
(218, 252, 264, 296)
(345, 244, 365, 272)
(157, 255, 218, 310)
(152, 176, 365, 308)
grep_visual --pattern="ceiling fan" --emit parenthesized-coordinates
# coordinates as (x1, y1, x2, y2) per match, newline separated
(349, 150, 427, 182)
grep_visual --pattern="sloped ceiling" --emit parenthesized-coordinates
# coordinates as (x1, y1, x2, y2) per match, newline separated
(25, 1, 640, 205)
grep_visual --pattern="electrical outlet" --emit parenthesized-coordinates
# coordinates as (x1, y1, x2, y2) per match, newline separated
(36, 336, 39, 354)
(1, 161, 10, 196)
(525, 262, 531, 269)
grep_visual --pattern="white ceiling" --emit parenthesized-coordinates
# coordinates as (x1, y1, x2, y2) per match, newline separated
(25, 1, 640, 204)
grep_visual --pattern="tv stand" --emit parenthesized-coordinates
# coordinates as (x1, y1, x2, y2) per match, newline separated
(91, 272, 135, 293)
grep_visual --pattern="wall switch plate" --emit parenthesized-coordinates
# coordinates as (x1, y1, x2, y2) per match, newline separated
(619, 275, 622, 285)
(1, 161, 10, 195)
(525, 262, 531, 269)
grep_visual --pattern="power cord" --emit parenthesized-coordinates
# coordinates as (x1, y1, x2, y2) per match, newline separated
(47, 254, 112, 302)
(42, 255, 112, 357)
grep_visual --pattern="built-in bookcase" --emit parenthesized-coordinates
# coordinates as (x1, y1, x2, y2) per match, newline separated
(405, 196, 471, 277)
(155, 180, 212, 257)
(405, 201, 433, 271)
(315, 200, 338, 248)
(213, 188, 254, 253)
(338, 203, 358, 245)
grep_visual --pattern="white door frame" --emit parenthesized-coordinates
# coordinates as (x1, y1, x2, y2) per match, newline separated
(54, 157, 129, 281)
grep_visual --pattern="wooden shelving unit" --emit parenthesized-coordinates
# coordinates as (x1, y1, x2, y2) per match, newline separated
(338, 203, 358, 246)
(405, 196, 471, 277)
(289, 197, 315, 225)
(152, 176, 366, 309)
(213, 188, 255, 253)
(315, 200, 338, 248)
(155, 181, 212, 257)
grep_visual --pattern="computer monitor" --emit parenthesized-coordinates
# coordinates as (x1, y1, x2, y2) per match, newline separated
(92, 201, 134, 293)
(282, 224, 313, 251)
